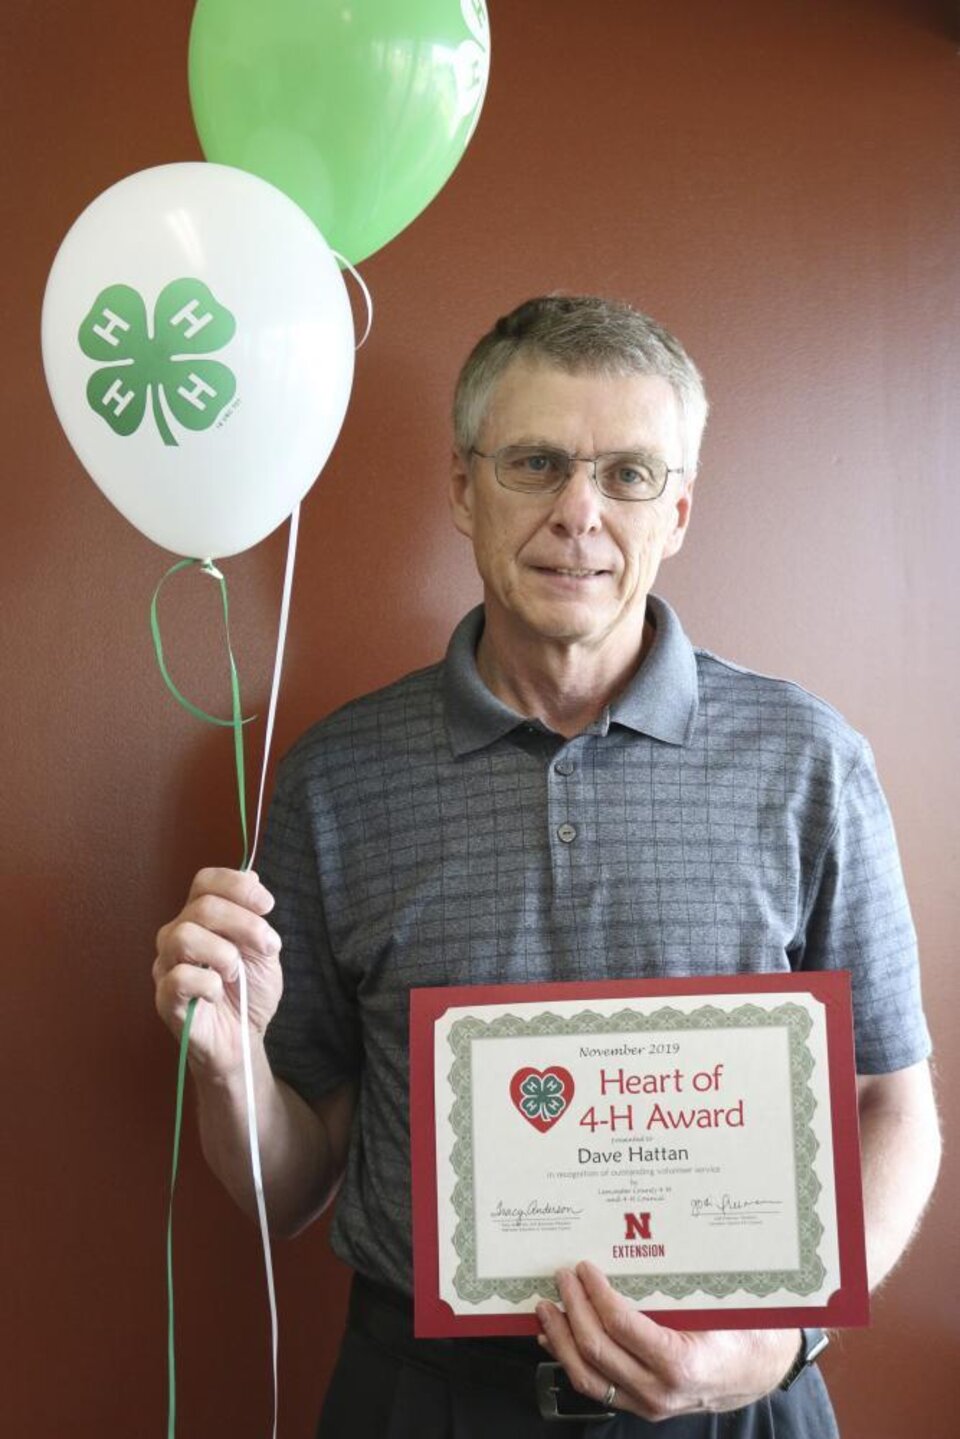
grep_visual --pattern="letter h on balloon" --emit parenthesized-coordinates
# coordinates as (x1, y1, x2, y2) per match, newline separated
(92, 307, 131, 347)
(169, 298, 216, 341)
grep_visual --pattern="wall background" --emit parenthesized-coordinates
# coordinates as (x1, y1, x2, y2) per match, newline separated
(2, 2, 957, 1434)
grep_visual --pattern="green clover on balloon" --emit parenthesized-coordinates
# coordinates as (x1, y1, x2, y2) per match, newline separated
(78, 279, 237, 447)
(519, 1072, 567, 1123)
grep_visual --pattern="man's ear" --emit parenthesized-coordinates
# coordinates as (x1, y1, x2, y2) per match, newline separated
(663, 473, 695, 559)
(449, 447, 475, 540)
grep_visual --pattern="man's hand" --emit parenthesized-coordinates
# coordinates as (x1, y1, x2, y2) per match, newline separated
(536, 1262, 798, 1421)
(153, 867, 283, 1082)
(152, 867, 355, 1236)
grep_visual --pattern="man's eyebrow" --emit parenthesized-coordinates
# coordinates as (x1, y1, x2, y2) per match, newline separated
(501, 435, 568, 448)
(504, 436, 664, 456)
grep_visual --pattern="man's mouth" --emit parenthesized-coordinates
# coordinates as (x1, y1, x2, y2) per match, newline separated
(535, 565, 608, 577)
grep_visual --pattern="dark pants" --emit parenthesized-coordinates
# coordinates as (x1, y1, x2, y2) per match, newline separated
(316, 1277, 839, 1439)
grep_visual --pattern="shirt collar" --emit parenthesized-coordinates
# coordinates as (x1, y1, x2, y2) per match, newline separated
(443, 595, 699, 756)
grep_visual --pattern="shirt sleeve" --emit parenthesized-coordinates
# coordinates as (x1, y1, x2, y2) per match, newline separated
(259, 753, 362, 1100)
(795, 738, 931, 1074)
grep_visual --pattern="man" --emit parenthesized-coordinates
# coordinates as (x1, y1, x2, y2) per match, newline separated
(154, 296, 940, 1437)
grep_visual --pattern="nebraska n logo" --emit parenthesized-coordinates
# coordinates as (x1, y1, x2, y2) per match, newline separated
(78, 279, 237, 447)
(624, 1212, 652, 1240)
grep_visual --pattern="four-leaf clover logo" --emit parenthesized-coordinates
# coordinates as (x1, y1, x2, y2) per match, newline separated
(78, 279, 237, 447)
(519, 1071, 568, 1123)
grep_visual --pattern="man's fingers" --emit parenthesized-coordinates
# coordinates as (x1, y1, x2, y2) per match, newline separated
(155, 961, 227, 1027)
(556, 1267, 625, 1375)
(549, 1265, 783, 1420)
(154, 921, 243, 984)
(187, 866, 275, 914)
(541, 1266, 689, 1423)
(154, 871, 279, 1001)
(554, 1269, 656, 1407)
(575, 1261, 674, 1352)
(189, 893, 281, 957)
(152, 869, 284, 1071)
(536, 1300, 615, 1409)
(157, 897, 280, 969)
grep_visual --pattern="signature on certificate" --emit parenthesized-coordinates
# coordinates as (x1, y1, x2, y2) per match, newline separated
(690, 1194, 784, 1217)
(491, 1199, 585, 1220)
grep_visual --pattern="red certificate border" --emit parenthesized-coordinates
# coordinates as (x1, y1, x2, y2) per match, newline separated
(410, 972, 869, 1338)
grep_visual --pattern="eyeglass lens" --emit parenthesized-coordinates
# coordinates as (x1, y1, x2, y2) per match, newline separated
(495, 445, 667, 500)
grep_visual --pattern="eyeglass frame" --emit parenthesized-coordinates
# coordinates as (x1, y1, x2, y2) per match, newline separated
(468, 443, 685, 502)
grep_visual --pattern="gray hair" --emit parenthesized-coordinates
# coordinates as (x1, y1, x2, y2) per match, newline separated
(453, 295, 709, 473)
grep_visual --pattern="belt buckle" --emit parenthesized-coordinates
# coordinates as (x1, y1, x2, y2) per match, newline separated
(536, 1362, 616, 1423)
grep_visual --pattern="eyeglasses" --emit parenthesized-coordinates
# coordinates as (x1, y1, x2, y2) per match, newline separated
(470, 444, 683, 502)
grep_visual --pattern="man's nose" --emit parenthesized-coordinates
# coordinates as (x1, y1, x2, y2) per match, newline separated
(548, 460, 603, 534)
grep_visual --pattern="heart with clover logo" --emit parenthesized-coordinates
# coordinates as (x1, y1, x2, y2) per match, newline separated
(509, 1066, 575, 1134)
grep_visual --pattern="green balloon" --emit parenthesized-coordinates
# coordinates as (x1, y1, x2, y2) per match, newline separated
(188, 0, 490, 265)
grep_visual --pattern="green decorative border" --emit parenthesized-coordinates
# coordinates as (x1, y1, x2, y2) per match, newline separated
(447, 1005, 825, 1305)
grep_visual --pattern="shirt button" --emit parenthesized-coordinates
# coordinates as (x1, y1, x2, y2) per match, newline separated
(557, 822, 577, 844)
(554, 759, 575, 776)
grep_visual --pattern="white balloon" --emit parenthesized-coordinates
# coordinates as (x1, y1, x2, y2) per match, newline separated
(41, 162, 355, 558)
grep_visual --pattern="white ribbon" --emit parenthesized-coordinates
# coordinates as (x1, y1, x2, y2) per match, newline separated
(240, 504, 301, 1439)
(333, 253, 374, 349)
(237, 959, 279, 1439)
(234, 257, 372, 1436)
(248, 503, 300, 865)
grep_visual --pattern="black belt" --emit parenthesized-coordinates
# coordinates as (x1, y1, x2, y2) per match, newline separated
(348, 1272, 617, 1423)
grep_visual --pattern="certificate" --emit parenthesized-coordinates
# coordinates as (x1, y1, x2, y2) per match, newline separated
(410, 974, 868, 1337)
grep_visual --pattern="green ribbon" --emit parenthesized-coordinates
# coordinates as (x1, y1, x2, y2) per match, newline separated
(149, 558, 255, 734)
(150, 556, 252, 870)
(155, 556, 252, 1438)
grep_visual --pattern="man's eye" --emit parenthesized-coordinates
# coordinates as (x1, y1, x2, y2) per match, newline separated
(616, 464, 652, 487)
(518, 451, 558, 474)
(602, 456, 657, 492)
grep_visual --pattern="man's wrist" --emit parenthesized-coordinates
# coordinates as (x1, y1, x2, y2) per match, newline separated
(189, 1032, 269, 1097)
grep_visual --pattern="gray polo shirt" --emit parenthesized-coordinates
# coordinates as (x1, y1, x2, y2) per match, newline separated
(262, 596, 930, 1293)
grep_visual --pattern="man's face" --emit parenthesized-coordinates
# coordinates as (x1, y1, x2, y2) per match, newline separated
(449, 360, 694, 658)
